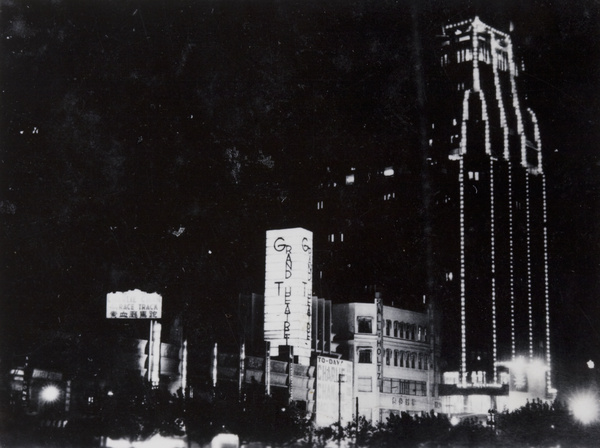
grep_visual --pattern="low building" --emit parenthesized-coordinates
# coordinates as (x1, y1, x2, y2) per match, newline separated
(332, 294, 442, 423)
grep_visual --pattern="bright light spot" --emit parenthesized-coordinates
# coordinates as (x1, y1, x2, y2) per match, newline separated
(587, 360, 595, 369)
(41, 385, 60, 402)
(570, 393, 599, 425)
(383, 167, 394, 177)
(107, 390, 114, 396)
(450, 416, 460, 426)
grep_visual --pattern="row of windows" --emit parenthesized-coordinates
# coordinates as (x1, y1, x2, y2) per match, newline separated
(357, 377, 427, 396)
(441, 46, 507, 70)
(357, 317, 428, 342)
(383, 378, 427, 396)
(357, 347, 429, 370)
(387, 319, 428, 342)
(387, 350, 429, 370)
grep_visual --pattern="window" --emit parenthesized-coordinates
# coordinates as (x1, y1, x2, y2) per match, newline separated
(385, 320, 391, 336)
(357, 317, 372, 333)
(394, 349, 400, 367)
(358, 348, 372, 364)
(418, 354, 423, 370)
(411, 353, 416, 369)
(399, 351, 405, 367)
(317, 200, 324, 210)
(410, 325, 416, 340)
(418, 326, 423, 341)
(383, 167, 394, 177)
(386, 349, 392, 366)
(346, 174, 355, 185)
(358, 377, 372, 392)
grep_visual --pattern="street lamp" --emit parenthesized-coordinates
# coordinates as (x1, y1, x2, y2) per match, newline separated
(338, 373, 346, 442)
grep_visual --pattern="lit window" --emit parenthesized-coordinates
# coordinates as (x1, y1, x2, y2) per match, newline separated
(383, 167, 394, 177)
(317, 200, 324, 210)
(358, 348, 372, 364)
(328, 233, 335, 243)
(357, 317, 373, 333)
(358, 377, 372, 392)
(474, 172, 479, 181)
(346, 174, 355, 185)
(340, 233, 344, 242)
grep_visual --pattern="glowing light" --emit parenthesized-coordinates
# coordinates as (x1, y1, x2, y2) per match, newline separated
(450, 416, 460, 426)
(41, 385, 60, 402)
(570, 393, 599, 425)
(588, 360, 595, 369)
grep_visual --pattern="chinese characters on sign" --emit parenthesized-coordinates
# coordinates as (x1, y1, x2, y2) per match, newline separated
(106, 289, 162, 319)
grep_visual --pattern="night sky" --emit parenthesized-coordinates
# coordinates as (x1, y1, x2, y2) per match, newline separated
(1, 0, 599, 396)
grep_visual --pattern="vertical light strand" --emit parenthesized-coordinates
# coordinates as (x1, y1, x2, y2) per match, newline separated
(508, 161, 516, 360)
(541, 172, 552, 393)
(457, 88, 471, 386)
(490, 32, 510, 160)
(459, 156, 467, 386)
(525, 172, 534, 360)
(471, 19, 481, 92)
(489, 157, 498, 383)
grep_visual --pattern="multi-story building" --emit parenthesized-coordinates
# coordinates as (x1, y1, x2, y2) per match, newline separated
(429, 17, 554, 407)
(332, 294, 441, 423)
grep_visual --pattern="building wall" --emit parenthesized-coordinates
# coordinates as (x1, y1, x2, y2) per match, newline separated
(332, 297, 440, 423)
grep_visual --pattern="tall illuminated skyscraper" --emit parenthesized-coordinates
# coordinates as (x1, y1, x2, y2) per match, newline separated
(430, 17, 552, 395)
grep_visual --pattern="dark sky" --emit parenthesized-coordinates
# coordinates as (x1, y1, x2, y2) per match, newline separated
(1, 0, 599, 394)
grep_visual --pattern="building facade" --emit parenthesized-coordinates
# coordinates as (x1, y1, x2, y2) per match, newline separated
(429, 17, 553, 398)
(332, 295, 441, 423)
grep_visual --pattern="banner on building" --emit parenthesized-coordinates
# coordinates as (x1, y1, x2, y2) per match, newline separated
(315, 356, 353, 427)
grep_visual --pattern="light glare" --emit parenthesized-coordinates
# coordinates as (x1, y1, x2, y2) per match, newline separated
(570, 393, 599, 425)
(41, 385, 60, 402)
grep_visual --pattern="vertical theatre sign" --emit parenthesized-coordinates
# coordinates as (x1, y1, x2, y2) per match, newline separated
(264, 228, 313, 363)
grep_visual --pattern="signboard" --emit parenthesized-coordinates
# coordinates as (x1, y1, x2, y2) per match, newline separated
(106, 289, 162, 319)
(264, 228, 313, 361)
(375, 296, 383, 391)
(315, 356, 353, 427)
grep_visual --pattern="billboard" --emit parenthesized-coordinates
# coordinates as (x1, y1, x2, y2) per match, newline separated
(315, 356, 353, 427)
(264, 228, 313, 361)
(106, 289, 162, 319)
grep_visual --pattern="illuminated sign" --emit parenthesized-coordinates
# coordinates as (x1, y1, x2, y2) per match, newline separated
(376, 297, 383, 391)
(106, 289, 162, 319)
(315, 356, 353, 427)
(264, 228, 313, 360)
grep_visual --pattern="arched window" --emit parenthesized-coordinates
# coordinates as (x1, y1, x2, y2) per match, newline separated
(386, 320, 391, 336)
(411, 353, 416, 369)
(418, 326, 423, 341)
(399, 351, 405, 368)
(394, 350, 400, 367)
(386, 349, 392, 366)
(418, 354, 423, 370)
(393, 321, 399, 338)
